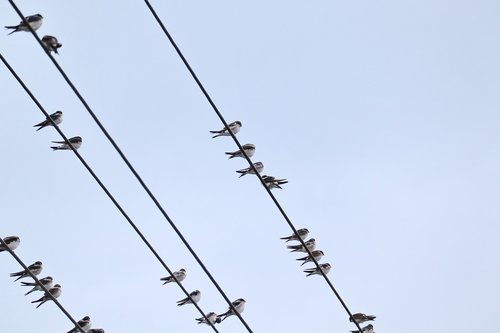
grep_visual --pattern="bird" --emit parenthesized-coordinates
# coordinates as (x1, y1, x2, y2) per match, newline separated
(296, 250, 324, 266)
(236, 162, 264, 177)
(286, 238, 316, 253)
(31, 284, 62, 308)
(0, 236, 20, 252)
(225, 144, 255, 159)
(262, 175, 288, 190)
(20, 276, 54, 296)
(5, 14, 43, 35)
(210, 121, 242, 138)
(160, 268, 186, 285)
(67, 316, 92, 333)
(195, 312, 221, 325)
(41, 35, 62, 54)
(304, 263, 331, 277)
(218, 298, 246, 322)
(176, 290, 200, 306)
(33, 111, 63, 131)
(86, 330, 105, 333)
(350, 324, 374, 333)
(10, 261, 43, 281)
(349, 313, 376, 324)
(51, 136, 82, 150)
(280, 228, 309, 242)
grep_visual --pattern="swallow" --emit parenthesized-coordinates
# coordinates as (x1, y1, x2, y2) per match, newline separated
(195, 312, 221, 325)
(0, 236, 20, 252)
(86, 330, 105, 333)
(176, 290, 200, 306)
(304, 263, 331, 277)
(33, 111, 63, 131)
(280, 228, 309, 242)
(218, 298, 246, 322)
(349, 313, 376, 324)
(31, 284, 62, 308)
(262, 175, 288, 190)
(210, 121, 242, 138)
(350, 324, 374, 333)
(286, 238, 316, 253)
(160, 268, 186, 285)
(21, 276, 54, 296)
(296, 250, 324, 266)
(10, 261, 43, 281)
(236, 162, 264, 177)
(225, 144, 255, 159)
(41, 35, 62, 54)
(51, 136, 82, 151)
(67, 315, 92, 333)
(5, 14, 43, 35)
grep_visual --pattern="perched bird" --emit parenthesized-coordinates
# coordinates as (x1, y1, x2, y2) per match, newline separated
(218, 298, 246, 322)
(33, 111, 63, 131)
(160, 268, 186, 285)
(51, 136, 82, 151)
(5, 14, 43, 35)
(210, 121, 242, 138)
(225, 144, 255, 159)
(296, 250, 324, 266)
(31, 284, 62, 308)
(280, 228, 309, 242)
(86, 330, 105, 333)
(262, 175, 288, 190)
(41, 35, 62, 54)
(236, 162, 264, 178)
(304, 263, 331, 277)
(21, 276, 54, 296)
(350, 313, 376, 324)
(350, 324, 374, 333)
(0, 236, 20, 252)
(10, 261, 43, 281)
(287, 238, 316, 253)
(195, 312, 221, 325)
(177, 290, 201, 306)
(67, 315, 92, 333)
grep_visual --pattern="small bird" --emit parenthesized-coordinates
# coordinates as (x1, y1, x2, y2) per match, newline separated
(67, 315, 92, 333)
(225, 144, 255, 159)
(280, 228, 309, 242)
(10, 261, 43, 281)
(51, 136, 82, 151)
(287, 238, 316, 253)
(218, 298, 246, 322)
(236, 162, 264, 177)
(31, 284, 62, 308)
(349, 313, 376, 324)
(177, 290, 201, 306)
(0, 236, 20, 252)
(350, 324, 374, 333)
(41, 35, 62, 54)
(160, 268, 186, 285)
(5, 14, 43, 35)
(210, 121, 242, 138)
(21, 276, 54, 296)
(86, 330, 105, 333)
(33, 111, 63, 131)
(296, 250, 324, 266)
(262, 175, 288, 190)
(304, 263, 331, 277)
(195, 312, 221, 325)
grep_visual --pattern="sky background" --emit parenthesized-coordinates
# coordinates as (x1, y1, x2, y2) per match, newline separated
(1, 0, 500, 332)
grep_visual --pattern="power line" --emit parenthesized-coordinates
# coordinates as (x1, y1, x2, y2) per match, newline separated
(0, 53, 220, 333)
(140, 2, 365, 332)
(0, 237, 87, 333)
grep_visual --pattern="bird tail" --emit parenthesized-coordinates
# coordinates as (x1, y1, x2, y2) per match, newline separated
(367, 315, 376, 321)
(218, 311, 230, 322)
(280, 236, 292, 241)
(31, 296, 43, 304)
(6, 28, 18, 35)
(9, 271, 22, 278)
(51, 146, 60, 151)
(35, 300, 46, 309)
(24, 288, 37, 296)
(20, 281, 35, 286)
(13, 274, 26, 282)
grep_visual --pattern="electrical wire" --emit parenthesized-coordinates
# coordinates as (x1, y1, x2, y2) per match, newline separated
(0, 53, 220, 333)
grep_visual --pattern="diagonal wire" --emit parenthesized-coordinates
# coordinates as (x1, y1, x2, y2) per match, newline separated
(0, 53, 219, 333)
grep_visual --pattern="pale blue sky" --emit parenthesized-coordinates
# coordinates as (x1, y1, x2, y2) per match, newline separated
(1, 0, 500, 332)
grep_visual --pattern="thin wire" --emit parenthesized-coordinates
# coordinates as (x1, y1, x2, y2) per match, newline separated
(0, 237, 87, 333)
(141, 2, 365, 332)
(0, 53, 219, 333)
(7, 1, 254, 330)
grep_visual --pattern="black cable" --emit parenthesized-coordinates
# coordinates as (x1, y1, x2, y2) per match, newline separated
(140, 2, 365, 332)
(0, 53, 219, 333)
(7, 2, 254, 331)
(0, 237, 87, 333)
